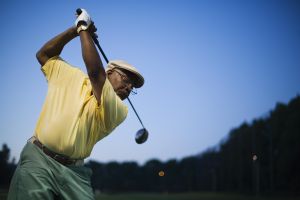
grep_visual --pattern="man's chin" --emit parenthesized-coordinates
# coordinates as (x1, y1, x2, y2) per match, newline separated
(119, 96, 126, 100)
(117, 92, 127, 100)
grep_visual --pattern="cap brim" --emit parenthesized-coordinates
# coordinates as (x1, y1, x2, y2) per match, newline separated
(122, 69, 144, 88)
(108, 62, 144, 88)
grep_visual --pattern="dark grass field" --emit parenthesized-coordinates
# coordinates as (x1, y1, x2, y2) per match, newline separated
(94, 193, 300, 200)
(2, 190, 299, 200)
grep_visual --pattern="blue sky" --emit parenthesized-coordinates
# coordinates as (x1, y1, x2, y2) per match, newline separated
(1, 0, 299, 165)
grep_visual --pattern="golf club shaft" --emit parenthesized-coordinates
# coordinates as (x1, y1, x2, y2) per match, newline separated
(126, 97, 145, 129)
(92, 36, 146, 129)
(92, 38, 109, 64)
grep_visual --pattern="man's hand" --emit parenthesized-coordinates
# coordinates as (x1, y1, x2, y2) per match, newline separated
(88, 21, 98, 39)
(75, 8, 92, 29)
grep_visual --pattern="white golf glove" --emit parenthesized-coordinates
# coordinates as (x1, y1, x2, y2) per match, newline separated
(75, 8, 92, 32)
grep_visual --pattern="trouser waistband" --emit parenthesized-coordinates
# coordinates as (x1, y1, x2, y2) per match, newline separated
(28, 136, 84, 166)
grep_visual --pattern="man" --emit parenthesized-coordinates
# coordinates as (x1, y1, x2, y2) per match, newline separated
(8, 9, 144, 200)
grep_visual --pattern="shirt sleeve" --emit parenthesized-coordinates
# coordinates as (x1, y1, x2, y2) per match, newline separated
(41, 56, 76, 83)
(96, 79, 128, 134)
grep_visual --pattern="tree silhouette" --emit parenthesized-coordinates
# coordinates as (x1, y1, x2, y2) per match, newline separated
(0, 144, 16, 188)
(3, 95, 300, 196)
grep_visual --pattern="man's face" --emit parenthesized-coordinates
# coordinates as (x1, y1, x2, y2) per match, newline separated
(108, 68, 135, 100)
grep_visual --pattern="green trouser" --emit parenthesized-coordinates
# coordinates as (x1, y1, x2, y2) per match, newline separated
(7, 141, 94, 200)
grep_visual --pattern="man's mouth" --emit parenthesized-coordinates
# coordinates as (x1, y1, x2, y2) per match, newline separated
(117, 90, 129, 99)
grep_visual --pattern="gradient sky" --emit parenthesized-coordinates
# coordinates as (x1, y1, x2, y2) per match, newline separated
(1, 0, 299, 165)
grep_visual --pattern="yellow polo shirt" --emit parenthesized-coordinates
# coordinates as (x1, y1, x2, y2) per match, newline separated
(34, 56, 128, 159)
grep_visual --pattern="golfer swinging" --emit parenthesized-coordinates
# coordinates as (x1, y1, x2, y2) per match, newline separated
(8, 9, 144, 199)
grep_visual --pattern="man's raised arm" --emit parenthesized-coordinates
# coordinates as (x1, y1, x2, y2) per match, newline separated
(76, 9, 106, 104)
(36, 27, 78, 66)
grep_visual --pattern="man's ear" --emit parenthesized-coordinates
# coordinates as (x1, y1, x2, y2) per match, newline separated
(106, 69, 113, 75)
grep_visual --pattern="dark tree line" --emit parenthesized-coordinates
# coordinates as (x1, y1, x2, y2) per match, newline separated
(86, 95, 300, 195)
(1, 95, 300, 196)
(0, 144, 16, 188)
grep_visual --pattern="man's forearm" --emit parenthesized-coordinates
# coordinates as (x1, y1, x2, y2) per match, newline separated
(36, 26, 78, 65)
(79, 30, 104, 77)
(79, 30, 106, 103)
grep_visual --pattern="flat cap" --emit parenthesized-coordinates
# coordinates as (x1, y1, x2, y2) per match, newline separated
(106, 60, 144, 88)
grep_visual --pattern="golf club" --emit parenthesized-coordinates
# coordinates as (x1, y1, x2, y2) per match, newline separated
(76, 9, 149, 144)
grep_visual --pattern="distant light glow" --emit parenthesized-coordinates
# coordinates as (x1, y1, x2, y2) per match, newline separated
(252, 155, 258, 161)
(158, 170, 165, 177)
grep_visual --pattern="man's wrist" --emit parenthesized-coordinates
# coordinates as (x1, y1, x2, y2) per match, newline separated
(77, 25, 88, 34)
(69, 26, 79, 37)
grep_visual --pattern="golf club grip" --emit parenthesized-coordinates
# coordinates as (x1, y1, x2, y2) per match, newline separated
(76, 9, 109, 63)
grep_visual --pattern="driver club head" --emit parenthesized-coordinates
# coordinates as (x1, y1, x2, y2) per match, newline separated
(135, 128, 149, 144)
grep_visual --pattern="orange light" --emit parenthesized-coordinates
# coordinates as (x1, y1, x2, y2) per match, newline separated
(158, 170, 165, 177)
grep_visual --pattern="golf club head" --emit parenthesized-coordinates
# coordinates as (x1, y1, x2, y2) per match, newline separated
(135, 128, 148, 144)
